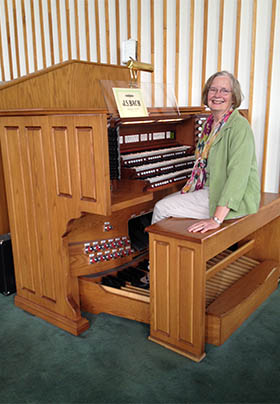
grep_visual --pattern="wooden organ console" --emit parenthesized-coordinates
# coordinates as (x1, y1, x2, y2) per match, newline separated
(0, 60, 279, 362)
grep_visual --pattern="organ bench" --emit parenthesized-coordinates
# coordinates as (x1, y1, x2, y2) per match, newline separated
(146, 192, 280, 362)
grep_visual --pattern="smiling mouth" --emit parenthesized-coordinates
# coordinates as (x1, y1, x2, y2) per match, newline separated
(211, 99, 224, 104)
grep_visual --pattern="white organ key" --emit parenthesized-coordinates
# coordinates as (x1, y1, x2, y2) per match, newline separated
(134, 156, 195, 172)
(121, 145, 191, 162)
(148, 168, 192, 184)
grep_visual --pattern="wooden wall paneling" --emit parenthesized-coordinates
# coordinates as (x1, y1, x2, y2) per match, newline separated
(217, 0, 224, 72)
(66, 0, 72, 60)
(85, 0, 90, 61)
(74, 0, 80, 60)
(248, 0, 257, 124)
(201, 0, 208, 96)
(261, 0, 276, 192)
(21, 0, 30, 74)
(127, 0, 131, 39)
(0, 12, 5, 81)
(3, 0, 14, 79)
(188, 0, 195, 105)
(174, 0, 179, 101)
(38, 0, 46, 69)
(163, 0, 167, 106)
(12, 0, 21, 77)
(105, 0, 110, 63)
(47, 0, 55, 65)
(234, 0, 241, 77)
(137, 0, 141, 86)
(94, 0, 101, 62)
(115, 0, 120, 65)
(30, 0, 38, 71)
(56, 0, 63, 63)
(150, 0, 155, 107)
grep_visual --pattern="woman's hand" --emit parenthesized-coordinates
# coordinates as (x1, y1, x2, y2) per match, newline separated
(187, 218, 220, 233)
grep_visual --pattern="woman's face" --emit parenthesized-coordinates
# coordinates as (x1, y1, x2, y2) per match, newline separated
(207, 75, 233, 115)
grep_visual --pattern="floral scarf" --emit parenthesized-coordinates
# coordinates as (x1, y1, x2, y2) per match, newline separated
(181, 110, 233, 194)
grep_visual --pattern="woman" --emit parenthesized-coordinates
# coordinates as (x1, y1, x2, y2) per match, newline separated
(152, 71, 261, 233)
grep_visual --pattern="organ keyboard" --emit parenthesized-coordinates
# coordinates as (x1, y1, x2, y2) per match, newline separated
(120, 146, 195, 190)
(122, 158, 194, 191)
(120, 145, 193, 167)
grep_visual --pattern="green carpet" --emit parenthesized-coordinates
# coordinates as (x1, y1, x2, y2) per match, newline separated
(0, 286, 279, 404)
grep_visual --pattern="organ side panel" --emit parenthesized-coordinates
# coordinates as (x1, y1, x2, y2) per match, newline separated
(0, 113, 110, 334)
(149, 233, 206, 362)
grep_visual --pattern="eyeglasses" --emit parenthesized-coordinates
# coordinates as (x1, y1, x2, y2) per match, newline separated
(208, 87, 232, 95)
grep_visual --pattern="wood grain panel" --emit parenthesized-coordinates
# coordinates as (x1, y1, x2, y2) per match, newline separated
(56, 0, 63, 63)
(217, 0, 224, 71)
(105, 0, 110, 63)
(177, 245, 195, 344)
(127, 0, 131, 39)
(163, 0, 167, 104)
(248, 0, 257, 124)
(2, 125, 36, 293)
(0, 61, 129, 110)
(234, 0, 241, 77)
(66, 0, 72, 60)
(0, 11, 5, 80)
(115, 0, 120, 64)
(95, 0, 101, 62)
(76, 126, 97, 201)
(4, 0, 14, 79)
(153, 239, 170, 336)
(52, 126, 72, 197)
(74, 0, 80, 60)
(150, 0, 155, 105)
(148, 231, 206, 361)
(12, 0, 21, 76)
(30, 0, 38, 72)
(261, 0, 276, 191)
(137, 0, 141, 67)
(175, 0, 180, 101)
(85, 0, 90, 61)
(25, 125, 56, 301)
(188, 0, 195, 105)
(47, 0, 55, 65)
(38, 0, 46, 69)
(201, 0, 209, 95)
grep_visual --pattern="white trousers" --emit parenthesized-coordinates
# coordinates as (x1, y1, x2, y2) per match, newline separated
(152, 187, 210, 224)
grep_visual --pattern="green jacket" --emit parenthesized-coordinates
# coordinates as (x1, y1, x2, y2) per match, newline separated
(205, 109, 261, 219)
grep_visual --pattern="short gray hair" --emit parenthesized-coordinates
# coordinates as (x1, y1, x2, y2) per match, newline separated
(202, 71, 243, 109)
